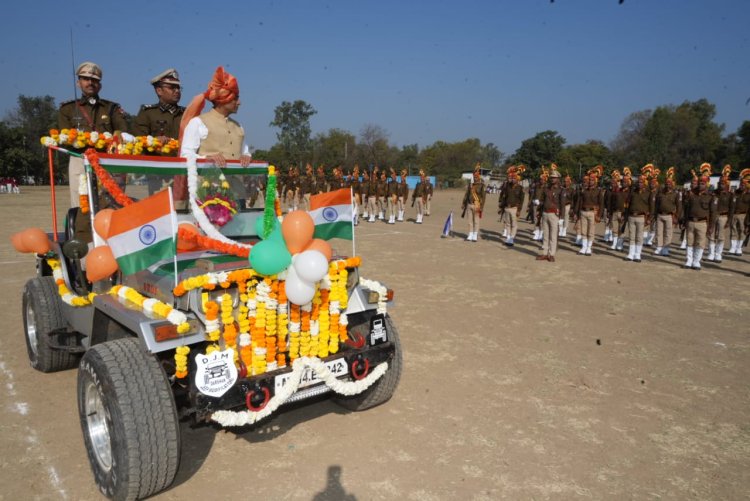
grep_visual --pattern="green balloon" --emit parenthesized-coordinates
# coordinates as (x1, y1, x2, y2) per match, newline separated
(249, 239, 291, 276)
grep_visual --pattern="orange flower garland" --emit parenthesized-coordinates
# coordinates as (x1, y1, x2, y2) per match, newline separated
(84, 149, 134, 207)
(177, 225, 250, 258)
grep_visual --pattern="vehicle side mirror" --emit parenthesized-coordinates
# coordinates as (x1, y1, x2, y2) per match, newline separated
(62, 239, 89, 260)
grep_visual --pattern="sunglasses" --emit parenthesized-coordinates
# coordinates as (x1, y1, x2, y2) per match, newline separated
(160, 84, 181, 91)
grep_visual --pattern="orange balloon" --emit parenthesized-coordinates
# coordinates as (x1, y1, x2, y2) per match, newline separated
(281, 210, 315, 254)
(10, 231, 30, 253)
(303, 238, 332, 261)
(85, 245, 119, 282)
(177, 222, 200, 251)
(93, 209, 115, 239)
(21, 228, 51, 255)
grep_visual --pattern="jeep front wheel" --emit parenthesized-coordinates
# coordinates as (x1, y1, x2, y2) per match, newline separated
(334, 314, 402, 411)
(78, 338, 180, 500)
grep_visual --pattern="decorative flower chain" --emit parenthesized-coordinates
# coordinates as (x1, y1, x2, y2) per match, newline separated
(84, 149, 133, 207)
(110, 285, 190, 333)
(41, 129, 114, 151)
(78, 174, 90, 214)
(211, 357, 390, 427)
(359, 277, 388, 314)
(47, 258, 96, 306)
(174, 346, 189, 379)
(185, 155, 252, 251)
(117, 135, 179, 156)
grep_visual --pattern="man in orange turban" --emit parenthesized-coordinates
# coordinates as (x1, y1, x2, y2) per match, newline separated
(179, 66, 251, 167)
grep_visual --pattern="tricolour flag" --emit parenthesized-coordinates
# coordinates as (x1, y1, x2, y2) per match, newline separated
(106, 189, 176, 275)
(309, 188, 353, 240)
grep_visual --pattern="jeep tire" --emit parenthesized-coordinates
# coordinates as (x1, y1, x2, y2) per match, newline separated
(78, 338, 180, 500)
(22, 276, 79, 372)
(334, 314, 402, 411)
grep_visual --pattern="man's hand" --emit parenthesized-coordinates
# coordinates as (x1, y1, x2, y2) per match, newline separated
(206, 154, 227, 168)
(240, 154, 252, 167)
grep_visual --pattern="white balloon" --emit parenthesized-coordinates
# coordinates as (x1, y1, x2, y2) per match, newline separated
(285, 265, 316, 306)
(293, 250, 329, 283)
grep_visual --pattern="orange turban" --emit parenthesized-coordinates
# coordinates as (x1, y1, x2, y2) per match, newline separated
(204, 66, 239, 104)
(179, 66, 240, 142)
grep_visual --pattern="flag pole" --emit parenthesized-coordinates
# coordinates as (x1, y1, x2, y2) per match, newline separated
(167, 186, 179, 290)
(350, 187, 356, 257)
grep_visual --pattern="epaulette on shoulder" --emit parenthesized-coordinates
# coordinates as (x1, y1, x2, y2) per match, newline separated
(60, 99, 76, 106)
(141, 104, 159, 110)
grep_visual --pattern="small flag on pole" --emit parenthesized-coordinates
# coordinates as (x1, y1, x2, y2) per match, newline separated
(441, 211, 453, 238)
(106, 189, 177, 275)
(309, 188, 354, 240)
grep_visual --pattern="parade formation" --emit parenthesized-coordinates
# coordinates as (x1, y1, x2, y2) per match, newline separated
(482, 163, 750, 269)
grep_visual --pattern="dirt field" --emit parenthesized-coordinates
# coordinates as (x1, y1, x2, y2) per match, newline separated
(1, 186, 749, 500)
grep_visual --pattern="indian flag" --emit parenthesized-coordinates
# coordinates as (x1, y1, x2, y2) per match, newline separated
(106, 189, 176, 275)
(309, 188, 353, 240)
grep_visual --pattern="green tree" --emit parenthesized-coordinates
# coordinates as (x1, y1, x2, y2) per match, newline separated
(419, 138, 483, 186)
(556, 140, 613, 179)
(312, 128, 356, 170)
(480, 142, 503, 171)
(396, 144, 419, 176)
(509, 130, 566, 175)
(736, 120, 750, 167)
(2, 94, 58, 182)
(610, 109, 652, 167)
(357, 124, 391, 168)
(269, 100, 317, 167)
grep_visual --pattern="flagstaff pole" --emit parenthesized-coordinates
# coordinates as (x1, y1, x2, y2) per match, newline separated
(350, 187, 356, 257)
(47, 148, 60, 241)
(168, 186, 179, 290)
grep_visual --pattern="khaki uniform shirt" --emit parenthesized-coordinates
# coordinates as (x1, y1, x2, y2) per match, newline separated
(133, 103, 184, 138)
(58, 96, 128, 135)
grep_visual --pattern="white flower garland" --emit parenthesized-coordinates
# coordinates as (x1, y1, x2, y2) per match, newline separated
(185, 155, 253, 250)
(359, 277, 388, 314)
(78, 173, 88, 198)
(211, 357, 389, 427)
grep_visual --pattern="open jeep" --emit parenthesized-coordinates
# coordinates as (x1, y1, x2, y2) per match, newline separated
(19, 150, 401, 500)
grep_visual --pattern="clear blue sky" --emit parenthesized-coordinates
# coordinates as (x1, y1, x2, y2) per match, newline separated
(1, 0, 748, 157)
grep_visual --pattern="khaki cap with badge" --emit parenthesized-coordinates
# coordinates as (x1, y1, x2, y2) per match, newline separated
(77, 61, 102, 80)
(151, 68, 181, 86)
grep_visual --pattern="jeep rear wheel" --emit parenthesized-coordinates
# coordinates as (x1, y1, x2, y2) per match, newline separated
(334, 314, 402, 411)
(22, 277, 79, 372)
(78, 338, 180, 500)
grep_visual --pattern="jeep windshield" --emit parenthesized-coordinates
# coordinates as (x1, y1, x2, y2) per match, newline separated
(89, 153, 269, 241)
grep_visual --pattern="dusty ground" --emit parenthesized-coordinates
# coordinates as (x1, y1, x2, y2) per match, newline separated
(1, 186, 749, 500)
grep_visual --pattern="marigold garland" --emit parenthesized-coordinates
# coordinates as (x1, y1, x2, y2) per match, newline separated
(47, 258, 96, 306)
(176, 226, 250, 259)
(84, 149, 133, 207)
(78, 174, 90, 214)
(175, 346, 190, 378)
(110, 284, 190, 333)
(41, 129, 113, 151)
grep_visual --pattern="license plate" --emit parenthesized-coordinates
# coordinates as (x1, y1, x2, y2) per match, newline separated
(274, 358, 349, 392)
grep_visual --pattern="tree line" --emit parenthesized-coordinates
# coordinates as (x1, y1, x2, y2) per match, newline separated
(1, 95, 748, 185)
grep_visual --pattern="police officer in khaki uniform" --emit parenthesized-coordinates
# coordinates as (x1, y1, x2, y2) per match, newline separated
(622, 167, 654, 262)
(411, 170, 429, 224)
(498, 165, 525, 246)
(134, 68, 184, 194)
(133, 69, 184, 140)
(654, 167, 680, 256)
(574, 167, 605, 256)
(536, 168, 565, 261)
(707, 165, 733, 262)
(728, 168, 750, 255)
(462, 165, 486, 242)
(396, 169, 409, 222)
(682, 165, 716, 270)
(59, 61, 128, 208)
